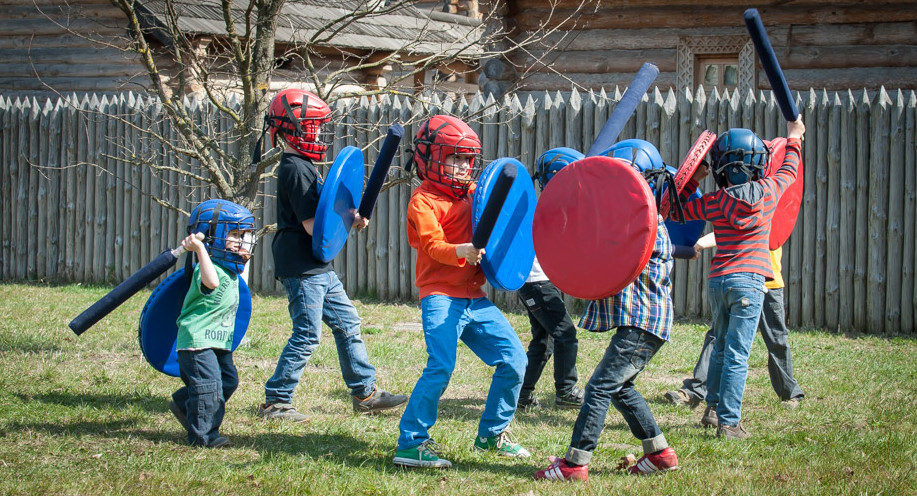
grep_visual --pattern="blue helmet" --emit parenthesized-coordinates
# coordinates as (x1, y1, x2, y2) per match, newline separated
(534, 147, 584, 190)
(709, 128, 769, 187)
(187, 199, 257, 274)
(601, 139, 665, 187)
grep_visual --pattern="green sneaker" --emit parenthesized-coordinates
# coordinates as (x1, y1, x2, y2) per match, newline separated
(393, 440, 452, 468)
(473, 431, 531, 458)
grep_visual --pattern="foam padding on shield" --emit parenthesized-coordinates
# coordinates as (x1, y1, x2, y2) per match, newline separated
(764, 137, 803, 250)
(472, 158, 536, 291)
(660, 130, 716, 219)
(533, 156, 657, 300)
(138, 268, 251, 377)
(313, 146, 365, 263)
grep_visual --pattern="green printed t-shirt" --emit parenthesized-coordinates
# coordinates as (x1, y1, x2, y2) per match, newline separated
(176, 264, 239, 350)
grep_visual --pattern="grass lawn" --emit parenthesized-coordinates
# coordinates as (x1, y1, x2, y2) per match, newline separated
(0, 282, 915, 495)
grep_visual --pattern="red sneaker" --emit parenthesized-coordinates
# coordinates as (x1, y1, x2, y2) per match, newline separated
(534, 456, 589, 482)
(628, 447, 679, 475)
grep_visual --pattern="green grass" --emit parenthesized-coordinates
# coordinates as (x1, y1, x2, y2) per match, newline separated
(0, 282, 915, 495)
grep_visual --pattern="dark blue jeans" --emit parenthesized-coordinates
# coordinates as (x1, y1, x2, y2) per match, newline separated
(517, 281, 579, 399)
(566, 326, 667, 465)
(174, 348, 238, 446)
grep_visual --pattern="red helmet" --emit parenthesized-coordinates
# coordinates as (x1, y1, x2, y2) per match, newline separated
(413, 115, 482, 198)
(266, 89, 333, 161)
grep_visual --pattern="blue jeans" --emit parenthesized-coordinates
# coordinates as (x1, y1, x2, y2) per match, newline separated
(265, 271, 376, 404)
(517, 281, 579, 399)
(566, 326, 667, 465)
(681, 288, 804, 402)
(706, 272, 766, 427)
(398, 295, 526, 450)
(174, 348, 238, 446)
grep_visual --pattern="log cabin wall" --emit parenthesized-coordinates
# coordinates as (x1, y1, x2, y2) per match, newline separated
(0, 0, 149, 94)
(503, 0, 917, 94)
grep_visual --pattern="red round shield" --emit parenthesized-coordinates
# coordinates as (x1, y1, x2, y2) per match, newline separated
(764, 137, 803, 249)
(659, 130, 717, 219)
(533, 156, 657, 300)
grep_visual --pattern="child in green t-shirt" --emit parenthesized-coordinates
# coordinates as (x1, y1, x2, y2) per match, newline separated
(169, 199, 256, 448)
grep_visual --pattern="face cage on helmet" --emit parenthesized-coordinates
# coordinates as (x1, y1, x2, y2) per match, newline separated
(270, 118, 334, 157)
(208, 228, 257, 274)
(711, 147, 769, 186)
(421, 143, 483, 197)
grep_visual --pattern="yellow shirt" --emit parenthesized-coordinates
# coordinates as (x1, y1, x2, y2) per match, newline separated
(765, 246, 784, 289)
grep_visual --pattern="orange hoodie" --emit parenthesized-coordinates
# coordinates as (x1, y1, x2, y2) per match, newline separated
(407, 181, 486, 299)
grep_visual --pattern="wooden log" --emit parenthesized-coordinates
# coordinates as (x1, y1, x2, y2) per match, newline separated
(768, 68, 917, 92)
(513, 5, 917, 32)
(46, 100, 63, 280)
(565, 88, 582, 152)
(91, 96, 107, 283)
(0, 97, 10, 279)
(854, 90, 871, 330)
(825, 92, 842, 330)
(814, 90, 829, 327)
(838, 91, 857, 331)
(516, 73, 678, 93)
(800, 90, 817, 326)
(514, 49, 677, 75)
(885, 90, 906, 332)
(906, 92, 917, 333)
(867, 88, 892, 332)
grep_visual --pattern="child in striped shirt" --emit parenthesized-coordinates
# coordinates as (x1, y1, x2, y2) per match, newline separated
(680, 117, 806, 439)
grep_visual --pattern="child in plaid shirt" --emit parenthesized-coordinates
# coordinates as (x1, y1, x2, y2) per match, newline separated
(534, 139, 679, 481)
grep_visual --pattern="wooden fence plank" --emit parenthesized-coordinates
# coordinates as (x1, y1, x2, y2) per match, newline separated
(905, 91, 917, 334)
(838, 91, 857, 331)
(885, 90, 906, 332)
(825, 93, 842, 330)
(868, 88, 892, 332)
(854, 90, 871, 330)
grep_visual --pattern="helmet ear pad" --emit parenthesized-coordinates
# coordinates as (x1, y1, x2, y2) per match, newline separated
(535, 147, 584, 190)
(412, 115, 482, 198)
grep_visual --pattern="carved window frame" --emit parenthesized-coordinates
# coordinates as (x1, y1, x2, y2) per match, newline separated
(677, 36, 755, 94)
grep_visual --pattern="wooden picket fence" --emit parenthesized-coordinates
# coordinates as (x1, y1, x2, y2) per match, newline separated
(1, 87, 915, 334)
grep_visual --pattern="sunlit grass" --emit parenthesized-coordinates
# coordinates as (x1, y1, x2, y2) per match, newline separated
(0, 282, 914, 495)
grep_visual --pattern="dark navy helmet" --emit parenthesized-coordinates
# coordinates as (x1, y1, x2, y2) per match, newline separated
(187, 199, 257, 274)
(534, 147, 584, 190)
(709, 128, 769, 187)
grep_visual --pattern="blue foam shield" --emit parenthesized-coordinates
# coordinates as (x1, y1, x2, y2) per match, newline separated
(665, 187, 705, 247)
(471, 158, 536, 291)
(312, 146, 365, 263)
(138, 268, 251, 377)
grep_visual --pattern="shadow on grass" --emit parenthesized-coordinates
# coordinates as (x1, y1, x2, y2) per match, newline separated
(16, 391, 170, 414)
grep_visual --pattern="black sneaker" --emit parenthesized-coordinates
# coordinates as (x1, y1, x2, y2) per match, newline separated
(555, 387, 584, 409)
(207, 436, 231, 448)
(353, 388, 408, 414)
(518, 395, 540, 413)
